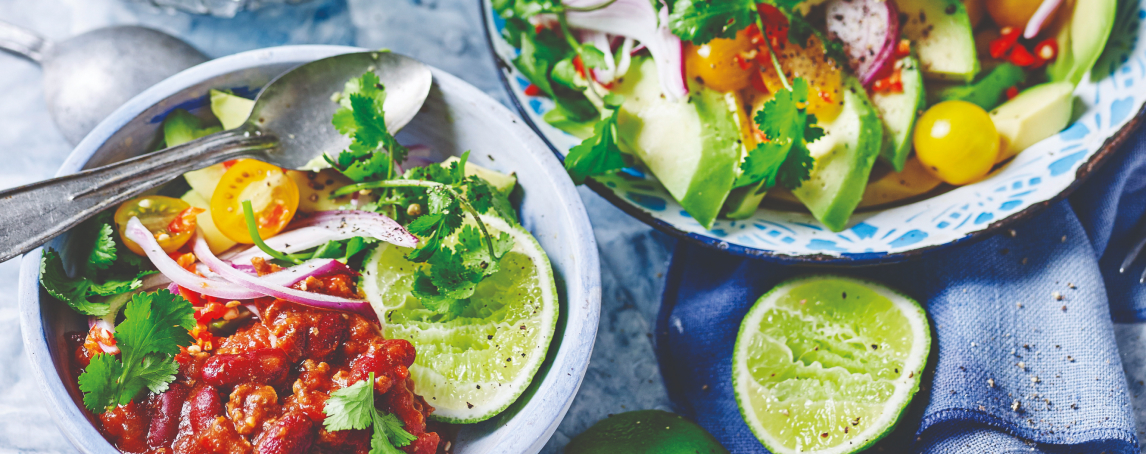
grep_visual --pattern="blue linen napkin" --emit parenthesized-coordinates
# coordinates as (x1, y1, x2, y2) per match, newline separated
(657, 131, 1146, 453)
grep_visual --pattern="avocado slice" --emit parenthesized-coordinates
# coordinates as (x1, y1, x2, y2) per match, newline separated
(898, 0, 979, 82)
(210, 89, 255, 130)
(1046, 0, 1117, 85)
(991, 81, 1074, 163)
(936, 63, 1026, 111)
(612, 57, 745, 229)
(792, 77, 884, 232)
(722, 90, 768, 220)
(871, 56, 925, 172)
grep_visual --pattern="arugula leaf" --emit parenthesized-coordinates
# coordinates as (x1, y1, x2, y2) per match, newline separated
(40, 249, 104, 316)
(668, 0, 757, 45)
(41, 212, 156, 316)
(78, 290, 195, 413)
(736, 78, 823, 193)
(323, 373, 417, 454)
(564, 95, 627, 184)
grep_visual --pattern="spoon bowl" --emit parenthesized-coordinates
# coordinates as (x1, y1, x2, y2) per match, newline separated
(0, 22, 208, 144)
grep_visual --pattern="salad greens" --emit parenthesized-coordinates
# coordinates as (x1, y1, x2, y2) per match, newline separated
(40, 213, 155, 316)
(77, 290, 195, 413)
(323, 372, 418, 454)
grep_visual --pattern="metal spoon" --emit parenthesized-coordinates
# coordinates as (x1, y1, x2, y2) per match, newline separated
(0, 51, 433, 263)
(0, 21, 208, 144)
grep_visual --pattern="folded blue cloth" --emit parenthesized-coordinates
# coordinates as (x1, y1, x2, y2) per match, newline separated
(657, 132, 1146, 453)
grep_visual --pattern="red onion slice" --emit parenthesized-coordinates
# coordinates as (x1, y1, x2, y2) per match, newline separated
(1024, 0, 1064, 39)
(125, 217, 264, 300)
(826, 0, 901, 86)
(226, 210, 417, 265)
(564, 0, 688, 100)
(192, 234, 376, 320)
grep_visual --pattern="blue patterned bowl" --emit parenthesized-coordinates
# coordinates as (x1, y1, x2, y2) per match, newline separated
(17, 45, 601, 454)
(480, 0, 1146, 263)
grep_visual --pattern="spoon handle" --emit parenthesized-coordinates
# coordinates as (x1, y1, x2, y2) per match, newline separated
(0, 20, 48, 62)
(0, 128, 277, 263)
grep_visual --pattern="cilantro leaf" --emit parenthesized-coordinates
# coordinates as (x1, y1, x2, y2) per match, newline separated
(77, 290, 195, 413)
(330, 73, 409, 183)
(736, 78, 822, 192)
(376, 413, 418, 447)
(324, 376, 375, 431)
(668, 0, 757, 45)
(78, 353, 122, 414)
(88, 224, 117, 271)
(323, 373, 417, 454)
(564, 96, 627, 184)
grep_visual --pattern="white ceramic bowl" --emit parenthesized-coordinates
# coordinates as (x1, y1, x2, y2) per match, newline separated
(480, 0, 1146, 263)
(16, 45, 601, 454)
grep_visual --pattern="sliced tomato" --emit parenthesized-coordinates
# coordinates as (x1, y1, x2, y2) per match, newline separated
(114, 195, 203, 256)
(208, 159, 300, 244)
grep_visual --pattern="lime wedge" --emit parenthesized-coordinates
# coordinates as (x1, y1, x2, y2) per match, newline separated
(360, 214, 558, 423)
(733, 275, 930, 454)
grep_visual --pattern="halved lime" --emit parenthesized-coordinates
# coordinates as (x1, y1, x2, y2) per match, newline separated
(733, 275, 930, 454)
(360, 214, 558, 423)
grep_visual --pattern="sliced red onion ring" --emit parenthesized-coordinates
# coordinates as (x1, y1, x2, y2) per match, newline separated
(192, 234, 376, 320)
(261, 259, 357, 288)
(86, 317, 120, 354)
(584, 30, 618, 84)
(1024, 0, 1064, 39)
(565, 0, 688, 100)
(615, 37, 636, 80)
(125, 217, 264, 300)
(826, 0, 900, 86)
(226, 210, 417, 265)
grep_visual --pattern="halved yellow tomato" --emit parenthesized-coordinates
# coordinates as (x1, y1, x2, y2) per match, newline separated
(757, 34, 844, 122)
(686, 27, 757, 92)
(114, 195, 203, 255)
(209, 159, 299, 243)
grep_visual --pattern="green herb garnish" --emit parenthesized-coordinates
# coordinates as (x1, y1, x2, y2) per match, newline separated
(323, 372, 418, 454)
(77, 290, 196, 413)
(735, 77, 823, 193)
(241, 200, 303, 265)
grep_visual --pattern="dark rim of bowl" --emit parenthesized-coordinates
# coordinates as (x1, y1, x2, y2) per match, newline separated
(478, 0, 1146, 265)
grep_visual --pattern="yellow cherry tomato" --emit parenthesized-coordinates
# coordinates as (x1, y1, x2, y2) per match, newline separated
(114, 195, 202, 256)
(209, 159, 300, 243)
(986, 0, 1044, 29)
(686, 27, 756, 92)
(913, 100, 999, 185)
(758, 34, 844, 122)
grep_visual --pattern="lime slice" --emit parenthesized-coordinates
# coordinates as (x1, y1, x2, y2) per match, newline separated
(566, 410, 729, 454)
(733, 275, 930, 454)
(360, 214, 558, 423)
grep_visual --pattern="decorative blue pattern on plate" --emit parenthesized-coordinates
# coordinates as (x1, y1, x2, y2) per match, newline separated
(480, 0, 1146, 262)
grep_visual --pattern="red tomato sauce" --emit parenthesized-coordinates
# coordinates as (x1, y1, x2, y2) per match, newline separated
(68, 275, 440, 454)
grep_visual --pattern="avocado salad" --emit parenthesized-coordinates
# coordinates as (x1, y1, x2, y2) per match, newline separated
(493, 0, 1116, 231)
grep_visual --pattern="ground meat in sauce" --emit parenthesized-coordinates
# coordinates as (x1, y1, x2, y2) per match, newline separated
(73, 284, 440, 454)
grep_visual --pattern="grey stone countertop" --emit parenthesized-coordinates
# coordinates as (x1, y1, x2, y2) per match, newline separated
(1, 1, 1144, 453)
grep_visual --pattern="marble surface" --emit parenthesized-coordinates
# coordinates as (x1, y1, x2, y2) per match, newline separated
(0, 0, 1141, 453)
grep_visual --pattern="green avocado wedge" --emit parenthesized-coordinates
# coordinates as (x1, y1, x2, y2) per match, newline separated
(871, 56, 925, 172)
(1046, 0, 1117, 85)
(793, 77, 883, 232)
(612, 57, 745, 229)
(898, 0, 979, 83)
